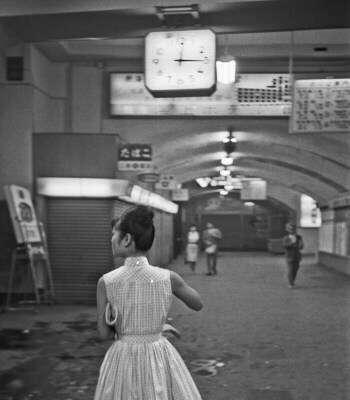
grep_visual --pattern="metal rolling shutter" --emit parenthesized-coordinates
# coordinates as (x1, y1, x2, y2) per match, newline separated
(112, 200, 131, 220)
(46, 198, 131, 305)
(47, 198, 114, 305)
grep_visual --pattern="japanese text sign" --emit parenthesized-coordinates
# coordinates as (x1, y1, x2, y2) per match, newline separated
(118, 144, 153, 171)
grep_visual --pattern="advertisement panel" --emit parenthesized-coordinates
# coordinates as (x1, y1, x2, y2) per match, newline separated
(4, 185, 42, 244)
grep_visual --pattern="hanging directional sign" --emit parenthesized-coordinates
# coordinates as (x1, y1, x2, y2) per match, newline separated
(155, 174, 181, 190)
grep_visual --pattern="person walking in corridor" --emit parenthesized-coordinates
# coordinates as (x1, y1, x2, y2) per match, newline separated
(94, 205, 203, 400)
(282, 222, 304, 289)
(185, 224, 200, 273)
(202, 222, 222, 276)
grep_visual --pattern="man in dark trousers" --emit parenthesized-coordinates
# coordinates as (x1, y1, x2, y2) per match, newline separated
(282, 222, 304, 289)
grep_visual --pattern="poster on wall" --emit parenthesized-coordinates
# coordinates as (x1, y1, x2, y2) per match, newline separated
(290, 78, 350, 133)
(4, 185, 42, 244)
(110, 73, 291, 117)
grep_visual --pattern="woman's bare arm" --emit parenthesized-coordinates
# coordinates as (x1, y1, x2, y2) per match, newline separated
(170, 271, 203, 311)
(96, 277, 115, 341)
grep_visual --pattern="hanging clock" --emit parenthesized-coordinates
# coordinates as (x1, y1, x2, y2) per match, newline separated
(144, 29, 216, 97)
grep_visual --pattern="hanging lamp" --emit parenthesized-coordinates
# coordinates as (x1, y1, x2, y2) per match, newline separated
(216, 34, 236, 84)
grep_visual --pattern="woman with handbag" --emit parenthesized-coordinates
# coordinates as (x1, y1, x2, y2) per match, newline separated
(202, 222, 223, 276)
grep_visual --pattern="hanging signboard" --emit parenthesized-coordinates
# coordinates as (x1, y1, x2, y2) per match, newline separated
(171, 189, 189, 202)
(4, 185, 42, 244)
(290, 78, 350, 133)
(155, 174, 181, 190)
(118, 143, 152, 171)
(110, 73, 291, 117)
(299, 194, 322, 228)
(240, 180, 267, 200)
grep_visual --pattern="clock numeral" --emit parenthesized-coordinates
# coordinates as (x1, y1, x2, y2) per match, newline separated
(197, 69, 204, 74)
(199, 46, 204, 54)
(156, 48, 163, 55)
(157, 70, 163, 76)
(203, 57, 209, 64)
(177, 79, 184, 85)
(152, 59, 159, 64)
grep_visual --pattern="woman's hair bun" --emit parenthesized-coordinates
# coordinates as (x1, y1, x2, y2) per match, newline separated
(116, 205, 155, 251)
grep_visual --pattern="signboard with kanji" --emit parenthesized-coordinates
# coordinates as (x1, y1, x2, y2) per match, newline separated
(290, 78, 350, 133)
(118, 144, 152, 171)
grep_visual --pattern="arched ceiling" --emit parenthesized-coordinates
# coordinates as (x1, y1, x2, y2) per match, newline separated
(1, 0, 349, 207)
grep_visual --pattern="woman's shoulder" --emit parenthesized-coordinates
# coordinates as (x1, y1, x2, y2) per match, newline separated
(102, 266, 126, 283)
(149, 264, 171, 278)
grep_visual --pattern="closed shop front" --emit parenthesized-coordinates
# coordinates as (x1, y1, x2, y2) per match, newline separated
(46, 198, 130, 304)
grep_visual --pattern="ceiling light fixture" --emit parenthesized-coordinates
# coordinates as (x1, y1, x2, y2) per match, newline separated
(221, 155, 233, 166)
(223, 126, 237, 154)
(220, 167, 231, 177)
(196, 177, 211, 188)
(220, 189, 229, 196)
(216, 35, 236, 84)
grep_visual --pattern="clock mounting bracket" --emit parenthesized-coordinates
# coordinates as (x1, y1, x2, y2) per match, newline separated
(156, 5, 200, 29)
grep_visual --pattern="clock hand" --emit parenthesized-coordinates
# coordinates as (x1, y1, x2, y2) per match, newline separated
(173, 59, 204, 62)
(178, 41, 184, 66)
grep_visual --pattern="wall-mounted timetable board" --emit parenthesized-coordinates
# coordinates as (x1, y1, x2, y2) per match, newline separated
(109, 73, 291, 117)
(290, 78, 350, 133)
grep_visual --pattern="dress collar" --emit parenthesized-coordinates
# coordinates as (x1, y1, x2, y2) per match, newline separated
(124, 256, 149, 268)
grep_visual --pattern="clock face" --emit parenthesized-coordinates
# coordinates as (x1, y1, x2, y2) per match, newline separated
(144, 29, 216, 97)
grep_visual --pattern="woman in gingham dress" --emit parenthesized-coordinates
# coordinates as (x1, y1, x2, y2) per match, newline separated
(94, 205, 203, 400)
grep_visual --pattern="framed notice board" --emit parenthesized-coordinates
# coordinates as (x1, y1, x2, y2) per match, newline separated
(290, 78, 350, 133)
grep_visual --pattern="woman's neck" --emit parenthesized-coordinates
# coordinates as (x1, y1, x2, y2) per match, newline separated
(125, 250, 148, 259)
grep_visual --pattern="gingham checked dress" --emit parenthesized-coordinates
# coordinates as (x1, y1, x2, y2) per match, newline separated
(94, 256, 202, 400)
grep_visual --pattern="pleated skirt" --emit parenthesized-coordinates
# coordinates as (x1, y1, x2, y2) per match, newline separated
(94, 334, 202, 400)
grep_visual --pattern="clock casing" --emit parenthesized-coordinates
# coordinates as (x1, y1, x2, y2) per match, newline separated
(144, 29, 216, 97)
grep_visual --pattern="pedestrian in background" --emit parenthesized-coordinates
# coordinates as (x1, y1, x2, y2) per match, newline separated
(185, 224, 200, 273)
(282, 222, 304, 289)
(202, 222, 222, 276)
(94, 205, 203, 400)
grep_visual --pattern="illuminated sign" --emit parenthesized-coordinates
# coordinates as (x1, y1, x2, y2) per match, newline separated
(36, 178, 178, 214)
(300, 194, 321, 228)
(110, 73, 291, 117)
